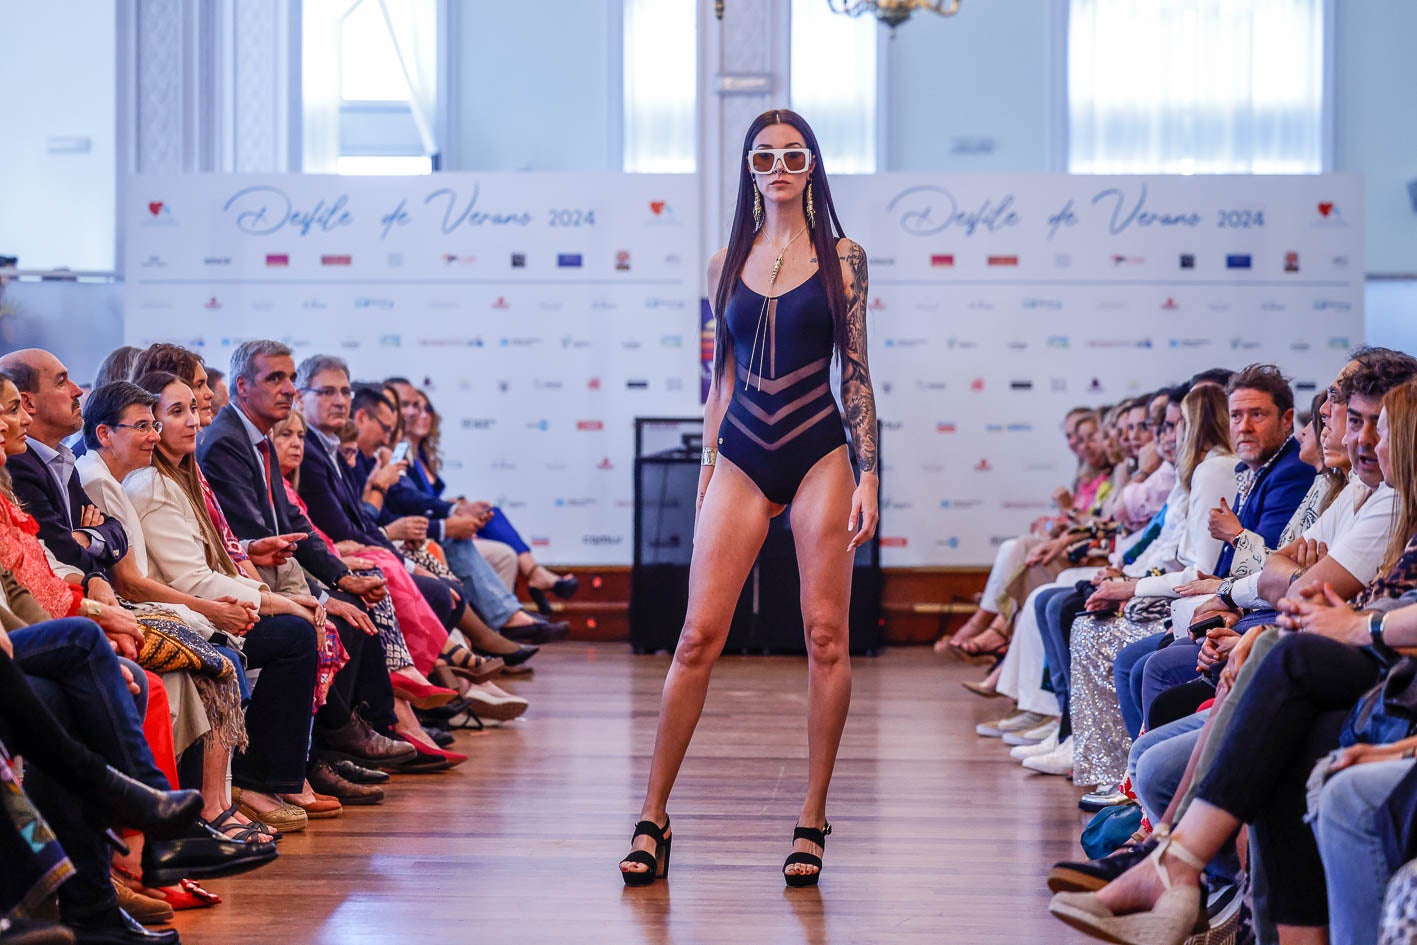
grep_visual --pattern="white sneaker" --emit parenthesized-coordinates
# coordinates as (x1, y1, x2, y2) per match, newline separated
(1010, 727, 1060, 760)
(1021, 735, 1074, 776)
(1003, 717, 1059, 746)
(463, 681, 529, 721)
(975, 710, 1047, 738)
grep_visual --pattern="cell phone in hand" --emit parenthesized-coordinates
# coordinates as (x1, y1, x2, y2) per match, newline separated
(317, 590, 330, 607)
(1188, 615, 1226, 641)
(389, 442, 411, 464)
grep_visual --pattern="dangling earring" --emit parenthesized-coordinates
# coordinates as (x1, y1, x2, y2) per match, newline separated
(753, 187, 763, 231)
(806, 183, 816, 230)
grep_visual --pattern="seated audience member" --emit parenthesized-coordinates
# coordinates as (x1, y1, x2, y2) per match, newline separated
(131, 345, 217, 428)
(94, 345, 142, 389)
(0, 348, 129, 576)
(345, 387, 542, 667)
(946, 408, 1115, 661)
(205, 368, 229, 415)
(1062, 366, 1314, 789)
(77, 381, 270, 840)
(384, 378, 578, 616)
(1049, 374, 1417, 945)
(130, 369, 419, 824)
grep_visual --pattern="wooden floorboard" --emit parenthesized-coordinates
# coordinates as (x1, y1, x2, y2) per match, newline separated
(172, 644, 1092, 944)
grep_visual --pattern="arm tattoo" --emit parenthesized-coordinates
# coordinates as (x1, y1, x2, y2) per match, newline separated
(840, 241, 877, 476)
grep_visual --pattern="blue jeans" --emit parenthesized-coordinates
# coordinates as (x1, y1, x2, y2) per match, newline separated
(1116, 631, 1168, 739)
(1141, 640, 1203, 723)
(1036, 586, 1078, 717)
(1128, 710, 1207, 823)
(476, 507, 530, 555)
(10, 618, 169, 790)
(1315, 759, 1413, 945)
(442, 537, 522, 628)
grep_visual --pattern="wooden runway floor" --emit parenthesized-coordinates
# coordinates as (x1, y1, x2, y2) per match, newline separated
(175, 644, 1096, 944)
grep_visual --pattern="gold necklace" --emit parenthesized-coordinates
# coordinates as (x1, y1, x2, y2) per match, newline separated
(744, 224, 808, 391)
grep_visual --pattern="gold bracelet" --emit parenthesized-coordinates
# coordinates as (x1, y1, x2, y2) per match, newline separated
(702, 448, 717, 467)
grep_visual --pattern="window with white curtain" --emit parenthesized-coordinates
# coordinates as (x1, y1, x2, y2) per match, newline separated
(790, 0, 877, 174)
(1069, 0, 1324, 174)
(303, 0, 439, 175)
(622, 0, 697, 173)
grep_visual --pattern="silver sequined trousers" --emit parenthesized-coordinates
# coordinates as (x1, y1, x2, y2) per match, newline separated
(1069, 613, 1164, 787)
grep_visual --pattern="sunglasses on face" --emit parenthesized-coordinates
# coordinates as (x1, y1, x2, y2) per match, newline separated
(748, 148, 812, 174)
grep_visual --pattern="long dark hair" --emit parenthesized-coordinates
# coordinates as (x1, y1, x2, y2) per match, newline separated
(712, 108, 850, 384)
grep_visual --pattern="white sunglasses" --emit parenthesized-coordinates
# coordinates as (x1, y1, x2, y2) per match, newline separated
(747, 148, 812, 174)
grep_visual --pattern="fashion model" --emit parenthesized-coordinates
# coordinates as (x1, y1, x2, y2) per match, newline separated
(619, 109, 879, 888)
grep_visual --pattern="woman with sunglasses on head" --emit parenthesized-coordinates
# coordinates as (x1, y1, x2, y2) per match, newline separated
(620, 109, 878, 888)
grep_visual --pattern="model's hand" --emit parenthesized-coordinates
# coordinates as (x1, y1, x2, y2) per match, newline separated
(846, 474, 878, 552)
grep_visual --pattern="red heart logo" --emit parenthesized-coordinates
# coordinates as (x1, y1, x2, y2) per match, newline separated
(148, 201, 164, 216)
(650, 201, 665, 215)
(1318, 202, 1333, 217)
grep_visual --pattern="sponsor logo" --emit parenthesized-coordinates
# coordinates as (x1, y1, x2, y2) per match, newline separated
(1328, 336, 1351, 350)
(490, 459, 516, 471)
(582, 534, 624, 546)
(1054, 253, 1072, 267)
(1294, 380, 1318, 392)
(882, 420, 905, 431)
(883, 338, 926, 348)
(966, 301, 994, 311)
(511, 253, 526, 268)
(645, 298, 686, 310)
(936, 422, 957, 433)
(203, 297, 222, 310)
(560, 336, 592, 349)
(1001, 500, 1051, 510)
(1291, 341, 1312, 352)
(1284, 251, 1300, 273)
(576, 420, 604, 431)
(387, 253, 404, 267)
(354, 297, 394, 309)
(883, 499, 914, 511)
(1313, 299, 1353, 312)
(936, 536, 962, 549)
(946, 337, 978, 350)
(879, 537, 908, 548)
(302, 298, 329, 311)
(1169, 338, 1212, 349)
(1179, 253, 1195, 269)
(621, 340, 642, 350)
(915, 380, 947, 391)
(533, 379, 564, 390)
(498, 337, 541, 348)
(987, 255, 1019, 267)
(930, 254, 955, 268)
(1225, 254, 1252, 269)
(526, 419, 550, 431)
(1161, 297, 1179, 310)
(557, 253, 583, 268)
(1009, 380, 1034, 390)
(588, 377, 601, 390)
(203, 256, 231, 266)
(417, 337, 481, 348)
(1086, 339, 1152, 349)
(461, 418, 496, 430)
(1022, 297, 1062, 310)
(321, 254, 352, 266)
(1111, 254, 1145, 266)
(1006, 340, 1028, 351)
(1314, 201, 1347, 226)
(1333, 255, 1350, 269)
(590, 300, 616, 311)
(1046, 336, 1069, 349)
(596, 456, 614, 470)
(1229, 337, 1261, 350)
(974, 458, 993, 471)
(555, 497, 597, 508)
(140, 255, 166, 268)
(491, 296, 509, 309)
(939, 499, 982, 509)
(970, 378, 985, 392)
(530, 536, 551, 547)
(625, 379, 649, 390)
(660, 335, 683, 347)
(1087, 378, 1106, 393)
(378, 334, 400, 347)
(265, 253, 289, 267)
(615, 250, 631, 271)
(443, 253, 476, 266)
(870, 297, 886, 311)
(873, 256, 896, 268)
(146, 200, 169, 218)
(1260, 300, 1286, 312)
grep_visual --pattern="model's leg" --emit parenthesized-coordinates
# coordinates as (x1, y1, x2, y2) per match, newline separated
(621, 456, 774, 875)
(786, 446, 857, 877)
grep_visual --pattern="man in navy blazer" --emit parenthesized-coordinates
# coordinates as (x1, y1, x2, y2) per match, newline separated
(197, 340, 420, 771)
(0, 349, 128, 574)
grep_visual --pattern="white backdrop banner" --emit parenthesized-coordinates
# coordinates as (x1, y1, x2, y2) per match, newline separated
(125, 174, 702, 566)
(125, 173, 1363, 566)
(829, 173, 1364, 564)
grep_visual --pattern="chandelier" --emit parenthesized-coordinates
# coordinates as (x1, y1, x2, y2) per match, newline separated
(712, 0, 962, 30)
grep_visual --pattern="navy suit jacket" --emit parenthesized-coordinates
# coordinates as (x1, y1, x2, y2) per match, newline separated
(8, 445, 127, 574)
(196, 405, 350, 588)
(297, 430, 397, 554)
(1213, 436, 1317, 576)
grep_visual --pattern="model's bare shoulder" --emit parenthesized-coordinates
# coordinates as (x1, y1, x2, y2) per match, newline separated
(707, 247, 729, 292)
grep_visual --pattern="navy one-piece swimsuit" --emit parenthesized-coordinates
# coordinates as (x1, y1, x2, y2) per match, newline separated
(717, 272, 847, 505)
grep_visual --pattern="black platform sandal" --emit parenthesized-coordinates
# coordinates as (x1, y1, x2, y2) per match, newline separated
(619, 817, 672, 887)
(783, 822, 831, 887)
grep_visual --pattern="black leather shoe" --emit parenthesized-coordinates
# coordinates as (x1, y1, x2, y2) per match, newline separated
(501, 619, 568, 644)
(0, 918, 76, 945)
(1047, 837, 1157, 893)
(141, 821, 278, 887)
(99, 767, 202, 840)
(65, 908, 179, 945)
(329, 758, 390, 784)
(423, 726, 454, 748)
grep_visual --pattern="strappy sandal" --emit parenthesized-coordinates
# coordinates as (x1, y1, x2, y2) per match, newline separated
(435, 643, 504, 684)
(783, 822, 831, 888)
(955, 624, 1011, 664)
(207, 803, 278, 844)
(619, 816, 672, 887)
(1048, 825, 1206, 945)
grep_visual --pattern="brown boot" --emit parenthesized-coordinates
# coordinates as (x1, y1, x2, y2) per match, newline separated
(112, 875, 174, 924)
(307, 759, 385, 806)
(316, 710, 417, 767)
